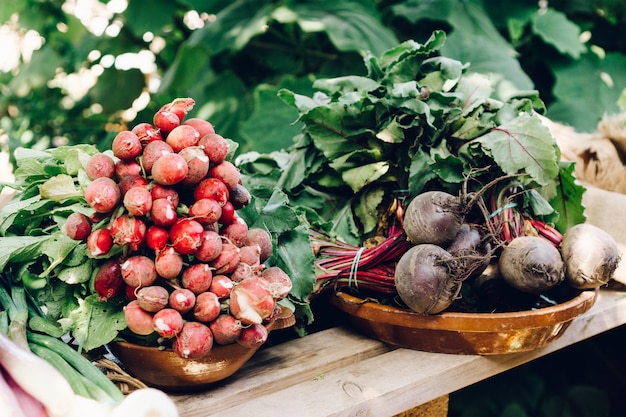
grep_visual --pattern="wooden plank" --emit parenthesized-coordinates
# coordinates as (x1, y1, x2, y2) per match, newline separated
(171, 326, 393, 416)
(173, 289, 626, 417)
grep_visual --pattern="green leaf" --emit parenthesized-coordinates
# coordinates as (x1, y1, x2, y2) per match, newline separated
(39, 174, 82, 201)
(88, 68, 145, 113)
(474, 114, 559, 186)
(531, 8, 586, 59)
(548, 161, 586, 232)
(39, 232, 81, 278)
(0, 236, 45, 270)
(354, 186, 385, 234)
(68, 294, 126, 351)
(57, 258, 94, 285)
(124, 0, 179, 38)
(157, 44, 213, 94)
(341, 161, 389, 193)
(284, 0, 398, 57)
(273, 225, 316, 302)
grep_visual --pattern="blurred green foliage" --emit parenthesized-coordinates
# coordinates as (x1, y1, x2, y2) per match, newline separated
(1, 0, 625, 161)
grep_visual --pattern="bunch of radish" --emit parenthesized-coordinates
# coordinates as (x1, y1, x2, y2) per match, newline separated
(63, 98, 292, 359)
(394, 190, 621, 314)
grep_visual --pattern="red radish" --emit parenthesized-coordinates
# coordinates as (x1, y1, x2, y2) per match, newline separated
(209, 161, 240, 190)
(93, 260, 124, 301)
(237, 323, 268, 349)
(125, 284, 137, 300)
(152, 308, 184, 338)
(123, 186, 153, 217)
(195, 230, 223, 262)
(165, 124, 201, 152)
(150, 198, 177, 227)
(403, 190, 464, 246)
(183, 118, 215, 137)
(199, 133, 229, 165)
(194, 177, 229, 206)
(189, 198, 222, 225)
(63, 212, 91, 240)
(153, 110, 180, 134)
(117, 174, 149, 196)
(174, 321, 213, 359)
(84, 177, 121, 213)
(239, 244, 261, 267)
(136, 285, 169, 312)
(150, 184, 179, 207)
(211, 242, 240, 274)
(169, 288, 196, 314)
(132, 122, 162, 146)
(221, 218, 249, 247)
(219, 201, 236, 225)
(124, 300, 155, 335)
(85, 153, 115, 180)
(146, 225, 169, 251)
(229, 183, 251, 209)
(230, 262, 254, 282)
(499, 235, 565, 293)
(120, 255, 157, 288)
(181, 263, 213, 294)
(246, 228, 272, 263)
(151, 153, 189, 185)
(164, 97, 195, 121)
(193, 291, 221, 323)
(109, 214, 146, 251)
(115, 159, 143, 179)
(155, 246, 184, 279)
(210, 314, 242, 345)
(141, 140, 173, 173)
(261, 266, 292, 300)
(112, 130, 142, 160)
(86, 228, 113, 257)
(209, 274, 234, 299)
(229, 277, 276, 325)
(169, 218, 204, 255)
(179, 146, 210, 186)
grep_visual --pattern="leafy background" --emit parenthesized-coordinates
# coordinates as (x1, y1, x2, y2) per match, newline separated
(2, 0, 626, 415)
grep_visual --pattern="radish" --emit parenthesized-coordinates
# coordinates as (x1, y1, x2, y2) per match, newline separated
(115, 160, 143, 179)
(194, 230, 223, 262)
(246, 228, 273, 262)
(229, 277, 276, 324)
(84, 177, 121, 213)
(229, 183, 252, 209)
(194, 177, 229, 206)
(169, 288, 196, 314)
(183, 118, 215, 137)
(123, 186, 152, 217)
(181, 263, 213, 294)
(141, 140, 173, 174)
(173, 322, 213, 359)
(150, 184, 179, 207)
(123, 300, 155, 336)
(151, 153, 189, 185)
(237, 323, 269, 349)
(402, 190, 464, 246)
(150, 198, 178, 228)
(120, 255, 157, 288)
(210, 314, 242, 345)
(499, 235, 565, 293)
(394, 244, 461, 314)
(63, 212, 92, 240)
(155, 246, 184, 279)
(169, 218, 204, 255)
(109, 214, 146, 251)
(145, 225, 169, 251)
(86, 228, 113, 257)
(211, 242, 240, 274)
(192, 291, 221, 323)
(152, 308, 184, 338)
(209, 160, 240, 190)
(178, 145, 209, 185)
(112, 130, 142, 160)
(209, 274, 234, 299)
(189, 198, 222, 225)
(117, 174, 148, 196)
(199, 132, 229, 165)
(93, 259, 125, 301)
(85, 153, 115, 180)
(131, 122, 162, 146)
(136, 285, 170, 313)
(560, 223, 621, 289)
(261, 266, 292, 300)
(221, 218, 249, 247)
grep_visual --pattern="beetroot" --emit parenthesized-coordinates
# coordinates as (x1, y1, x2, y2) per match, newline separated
(169, 288, 196, 314)
(394, 244, 459, 314)
(209, 314, 242, 345)
(174, 322, 213, 359)
(499, 235, 565, 294)
(84, 177, 121, 213)
(403, 191, 464, 246)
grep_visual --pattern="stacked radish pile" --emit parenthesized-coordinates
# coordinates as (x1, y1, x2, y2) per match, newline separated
(64, 98, 292, 359)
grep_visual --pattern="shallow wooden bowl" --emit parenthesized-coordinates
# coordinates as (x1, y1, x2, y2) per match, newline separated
(330, 290, 597, 355)
(109, 308, 295, 392)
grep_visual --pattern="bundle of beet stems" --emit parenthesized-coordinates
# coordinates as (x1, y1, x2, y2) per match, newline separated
(310, 225, 412, 295)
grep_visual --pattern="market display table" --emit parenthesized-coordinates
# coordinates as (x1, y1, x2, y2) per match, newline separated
(170, 288, 626, 417)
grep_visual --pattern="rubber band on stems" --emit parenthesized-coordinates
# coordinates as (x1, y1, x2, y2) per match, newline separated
(348, 246, 366, 290)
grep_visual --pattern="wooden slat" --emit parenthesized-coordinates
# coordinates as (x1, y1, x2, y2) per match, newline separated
(173, 289, 626, 417)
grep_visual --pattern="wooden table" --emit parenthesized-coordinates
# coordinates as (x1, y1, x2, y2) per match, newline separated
(171, 288, 626, 417)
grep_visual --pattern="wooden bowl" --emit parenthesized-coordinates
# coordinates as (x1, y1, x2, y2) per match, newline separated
(330, 290, 597, 355)
(108, 308, 295, 392)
